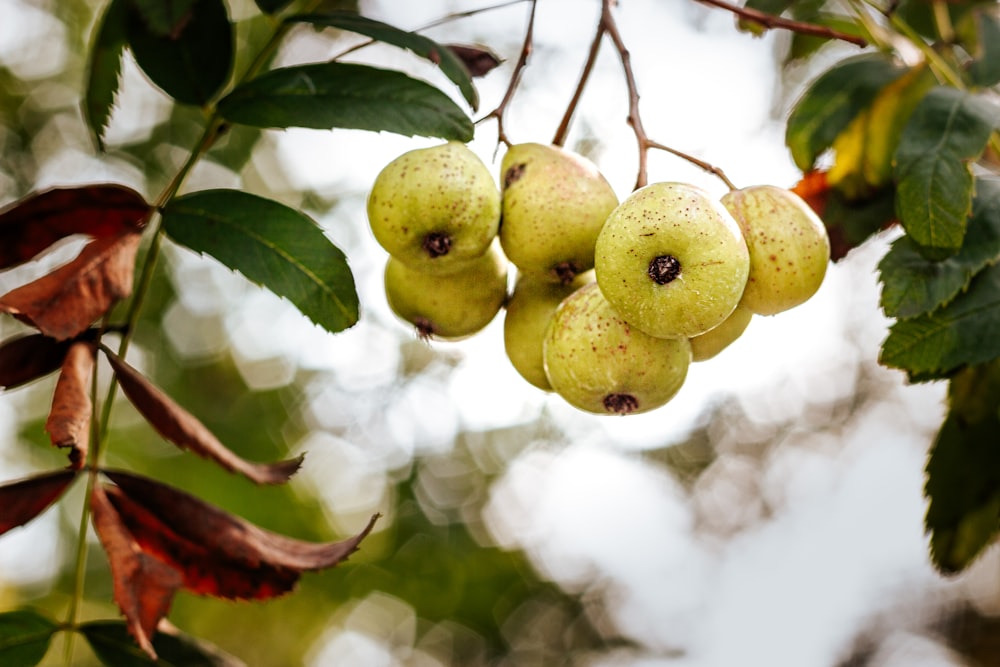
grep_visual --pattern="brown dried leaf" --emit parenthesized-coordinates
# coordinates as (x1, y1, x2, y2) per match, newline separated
(90, 484, 183, 661)
(446, 44, 503, 77)
(104, 470, 379, 598)
(0, 469, 78, 536)
(0, 230, 143, 340)
(0, 333, 72, 389)
(102, 349, 303, 485)
(45, 342, 95, 469)
(0, 185, 150, 270)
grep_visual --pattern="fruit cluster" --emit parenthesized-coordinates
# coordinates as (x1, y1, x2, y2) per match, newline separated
(367, 141, 830, 416)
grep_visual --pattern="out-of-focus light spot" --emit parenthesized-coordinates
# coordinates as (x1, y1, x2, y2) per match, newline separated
(0, 0, 67, 79)
(162, 300, 228, 363)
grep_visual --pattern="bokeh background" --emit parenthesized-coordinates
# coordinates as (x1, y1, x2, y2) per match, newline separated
(2, 1, 1000, 665)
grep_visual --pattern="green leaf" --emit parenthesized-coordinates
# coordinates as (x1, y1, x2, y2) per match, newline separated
(879, 178, 1000, 319)
(288, 12, 479, 111)
(880, 261, 1000, 377)
(217, 62, 474, 141)
(0, 609, 59, 667)
(785, 53, 905, 172)
(787, 15, 864, 62)
(84, 0, 128, 151)
(894, 87, 1000, 260)
(81, 620, 246, 666)
(255, 0, 292, 13)
(737, 0, 794, 35)
(127, 0, 198, 37)
(125, 0, 233, 106)
(161, 190, 358, 334)
(967, 11, 1000, 88)
(925, 361, 1000, 573)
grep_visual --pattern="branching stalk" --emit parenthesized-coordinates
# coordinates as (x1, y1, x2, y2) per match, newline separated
(477, 0, 538, 147)
(695, 0, 868, 47)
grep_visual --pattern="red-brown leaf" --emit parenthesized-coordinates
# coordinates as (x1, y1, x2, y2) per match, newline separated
(45, 341, 95, 469)
(0, 469, 78, 536)
(90, 484, 183, 661)
(104, 471, 378, 599)
(791, 169, 830, 220)
(0, 333, 72, 389)
(0, 230, 143, 340)
(0, 185, 150, 270)
(446, 44, 503, 77)
(102, 350, 303, 485)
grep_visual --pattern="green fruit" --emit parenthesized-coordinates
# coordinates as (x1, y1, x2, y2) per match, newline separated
(689, 304, 753, 362)
(504, 271, 594, 390)
(594, 182, 750, 339)
(500, 143, 619, 283)
(368, 141, 500, 274)
(543, 282, 691, 415)
(384, 244, 508, 339)
(721, 185, 830, 315)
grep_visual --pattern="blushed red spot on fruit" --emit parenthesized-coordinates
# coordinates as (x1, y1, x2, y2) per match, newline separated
(504, 163, 527, 189)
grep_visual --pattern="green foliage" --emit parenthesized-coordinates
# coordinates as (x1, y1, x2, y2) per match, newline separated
(0, 609, 59, 667)
(80, 620, 245, 666)
(84, 0, 128, 150)
(218, 62, 474, 140)
(966, 11, 1000, 87)
(127, 0, 199, 37)
(161, 189, 359, 334)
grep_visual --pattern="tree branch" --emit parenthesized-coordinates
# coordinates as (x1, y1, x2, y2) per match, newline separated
(694, 0, 869, 47)
(477, 0, 539, 147)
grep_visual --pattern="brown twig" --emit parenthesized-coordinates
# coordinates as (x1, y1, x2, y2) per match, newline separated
(477, 0, 538, 148)
(551, 13, 605, 148)
(695, 0, 869, 47)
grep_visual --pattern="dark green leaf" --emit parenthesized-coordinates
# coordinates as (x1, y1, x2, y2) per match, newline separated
(925, 361, 1000, 573)
(126, 0, 233, 106)
(161, 190, 358, 334)
(217, 62, 473, 141)
(255, 0, 292, 13)
(0, 609, 59, 667)
(879, 178, 1000, 319)
(737, 0, 794, 35)
(127, 0, 198, 37)
(880, 261, 1000, 377)
(894, 87, 1000, 260)
(821, 185, 897, 261)
(81, 620, 246, 667)
(786, 53, 905, 171)
(288, 11, 479, 110)
(788, 15, 864, 62)
(84, 0, 128, 151)
(968, 11, 1000, 88)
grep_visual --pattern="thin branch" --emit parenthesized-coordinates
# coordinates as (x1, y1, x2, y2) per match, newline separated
(552, 14, 605, 147)
(695, 0, 869, 47)
(477, 0, 538, 148)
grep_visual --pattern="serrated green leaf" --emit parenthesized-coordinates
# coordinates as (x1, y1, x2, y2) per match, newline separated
(967, 11, 1000, 88)
(880, 261, 1000, 377)
(0, 609, 59, 667)
(81, 620, 246, 667)
(288, 12, 478, 111)
(127, 0, 198, 37)
(161, 190, 358, 334)
(894, 87, 1000, 260)
(879, 178, 1000, 319)
(925, 361, 1000, 573)
(217, 62, 473, 141)
(84, 0, 128, 151)
(786, 53, 905, 171)
(125, 0, 233, 106)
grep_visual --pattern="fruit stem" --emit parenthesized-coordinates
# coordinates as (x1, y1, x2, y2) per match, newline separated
(477, 0, 539, 147)
(552, 9, 605, 148)
(694, 0, 868, 46)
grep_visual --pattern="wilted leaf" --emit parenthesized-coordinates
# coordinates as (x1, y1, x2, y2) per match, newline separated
(45, 341, 96, 469)
(125, 0, 233, 106)
(0, 334, 72, 390)
(84, 0, 129, 150)
(880, 261, 1000, 378)
(104, 471, 378, 599)
(786, 53, 905, 171)
(102, 348, 303, 484)
(287, 12, 479, 110)
(90, 484, 183, 660)
(0, 609, 60, 667)
(0, 185, 149, 270)
(894, 87, 1000, 260)
(880, 178, 1000, 319)
(161, 189, 358, 334)
(447, 44, 502, 78)
(81, 620, 246, 667)
(217, 62, 474, 141)
(0, 230, 143, 341)
(0, 470, 78, 537)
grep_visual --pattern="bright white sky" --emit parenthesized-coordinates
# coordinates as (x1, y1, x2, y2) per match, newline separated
(0, 0, 992, 665)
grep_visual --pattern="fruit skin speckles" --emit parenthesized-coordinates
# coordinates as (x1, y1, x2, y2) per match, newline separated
(595, 182, 750, 339)
(542, 282, 691, 415)
(721, 185, 830, 316)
